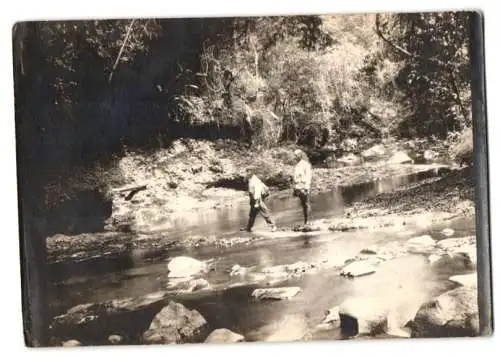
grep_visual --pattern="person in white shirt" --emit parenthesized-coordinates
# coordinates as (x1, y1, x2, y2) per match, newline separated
(241, 167, 277, 232)
(293, 149, 312, 225)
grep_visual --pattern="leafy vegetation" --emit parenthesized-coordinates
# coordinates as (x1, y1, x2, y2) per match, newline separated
(13, 12, 475, 203)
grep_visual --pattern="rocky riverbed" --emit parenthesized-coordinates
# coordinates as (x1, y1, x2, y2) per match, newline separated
(48, 227, 480, 346)
(44, 138, 481, 346)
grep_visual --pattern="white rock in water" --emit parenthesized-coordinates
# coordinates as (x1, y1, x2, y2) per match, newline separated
(387, 151, 414, 164)
(449, 273, 477, 288)
(428, 254, 442, 264)
(441, 228, 455, 236)
(407, 235, 436, 247)
(167, 256, 208, 278)
(340, 261, 376, 277)
(322, 306, 341, 324)
(62, 340, 82, 347)
(251, 287, 302, 300)
(108, 334, 124, 344)
(205, 328, 245, 344)
(339, 297, 389, 336)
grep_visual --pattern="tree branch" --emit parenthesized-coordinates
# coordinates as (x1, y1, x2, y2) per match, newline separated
(374, 14, 451, 68)
(108, 19, 135, 84)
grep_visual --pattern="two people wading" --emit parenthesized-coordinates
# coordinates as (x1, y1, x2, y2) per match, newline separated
(241, 149, 312, 232)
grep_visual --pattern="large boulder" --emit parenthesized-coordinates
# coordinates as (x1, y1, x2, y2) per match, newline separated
(409, 287, 479, 338)
(387, 151, 414, 164)
(141, 301, 208, 344)
(205, 329, 245, 344)
(361, 144, 386, 160)
(339, 297, 389, 336)
(251, 287, 302, 300)
(449, 245, 477, 268)
(167, 256, 211, 278)
(50, 291, 170, 342)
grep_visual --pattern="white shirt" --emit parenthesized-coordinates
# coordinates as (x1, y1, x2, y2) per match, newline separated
(248, 175, 269, 200)
(294, 159, 312, 190)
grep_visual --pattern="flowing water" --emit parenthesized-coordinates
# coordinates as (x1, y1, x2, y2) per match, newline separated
(47, 167, 476, 342)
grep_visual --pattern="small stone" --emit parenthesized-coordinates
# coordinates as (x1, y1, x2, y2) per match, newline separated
(441, 228, 455, 237)
(340, 261, 376, 278)
(62, 340, 82, 347)
(108, 335, 123, 345)
(360, 247, 377, 255)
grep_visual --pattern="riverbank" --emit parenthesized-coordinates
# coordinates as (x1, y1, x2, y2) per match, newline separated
(46, 163, 474, 265)
(96, 136, 455, 233)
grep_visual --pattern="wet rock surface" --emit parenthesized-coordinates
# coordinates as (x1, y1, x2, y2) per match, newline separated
(449, 273, 477, 288)
(50, 291, 171, 343)
(44, 144, 479, 345)
(61, 339, 82, 347)
(167, 256, 212, 278)
(251, 287, 302, 300)
(107, 334, 124, 345)
(204, 328, 245, 344)
(141, 301, 209, 344)
(340, 261, 377, 278)
(339, 297, 389, 336)
(387, 151, 414, 164)
(408, 286, 479, 338)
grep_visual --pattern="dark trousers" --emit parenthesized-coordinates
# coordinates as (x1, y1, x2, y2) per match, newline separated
(294, 188, 311, 224)
(247, 198, 275, 230)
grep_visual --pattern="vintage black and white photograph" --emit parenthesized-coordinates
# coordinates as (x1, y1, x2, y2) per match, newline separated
(13, 10, 492, 347)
